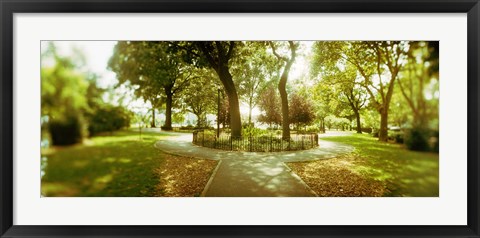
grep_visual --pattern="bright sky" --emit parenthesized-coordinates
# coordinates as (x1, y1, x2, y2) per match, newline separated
(43, 41, 314, 118)
(44, 41, 117, 88)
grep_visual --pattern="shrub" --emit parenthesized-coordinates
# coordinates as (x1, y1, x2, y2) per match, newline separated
(405, 127, 430, 151)
(48, 116, 85, 145)
(371, 129, 379, 138)
(429, 130, 439, 153)
(242, 122, 255, 129)
(243, 126, 267, 137)
(88, 105, 132, 136)
(161, 126, 173, 131)
(361, 127, 373, 133)
(302, 125, 320, 133)
(180, 125, 194, 130)
(388, 130, 404, 144)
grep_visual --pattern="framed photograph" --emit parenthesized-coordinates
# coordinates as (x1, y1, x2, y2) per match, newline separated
(1, 0, 479, 237)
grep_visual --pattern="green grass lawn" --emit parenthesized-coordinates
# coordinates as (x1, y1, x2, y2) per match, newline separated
(321, 133, 439, 197)
(41, 130, 168, 197)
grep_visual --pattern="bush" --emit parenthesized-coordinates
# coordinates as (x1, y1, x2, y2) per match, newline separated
(243, 126, 267, 137)
(371, 129, 379, 138)
(193, 126, 214, 130)
(49, 116, 85, 145)
(430, 130, 439, 153)
(161, 126, 173, 131)
(88, 105, 131, 136)
(405, 127, 430, 151)
(388, 130, 404, 144)
(301, 125, 320, 133)
(242, 122, 255, 129)
(180, 125, 194, 130)
(361, 128, 373, 133)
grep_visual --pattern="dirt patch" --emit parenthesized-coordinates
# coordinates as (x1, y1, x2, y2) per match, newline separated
(287, 155, 387, 197)
(155, 155, 218, 197)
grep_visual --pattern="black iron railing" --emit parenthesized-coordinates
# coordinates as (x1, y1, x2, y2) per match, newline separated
(192, 130, 318, 152)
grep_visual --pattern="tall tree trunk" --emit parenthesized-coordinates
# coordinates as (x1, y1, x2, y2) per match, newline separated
(269, 41, 296, 140)
(248, 97, 253, 125)
(163, 92, 173, 130)
(276, 43, 296, 140)
(195, 41, 241, 138)
(219, 68, 242, 138)
(378, 88, 394, 141)
(378, 72, 398, 141)
(321, 117, 325, 133)
(195, 113, 202, 128)
(379, 109, 388, 141)
(279, 75, 290, 140)
(354, 110, 362, 133)
(151, 109, 156, 128)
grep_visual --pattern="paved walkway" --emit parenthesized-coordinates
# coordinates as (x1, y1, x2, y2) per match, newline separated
(154, 131, 354, 197)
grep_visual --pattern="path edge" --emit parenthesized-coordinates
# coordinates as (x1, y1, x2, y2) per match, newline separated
(153, 141, 217, 161)
(200, 160, 223, 197)
(282, 162, 319, 197)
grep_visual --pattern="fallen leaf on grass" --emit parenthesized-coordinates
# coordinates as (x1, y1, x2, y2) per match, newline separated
(287, 155, 387, 197)
(154, 155, 218, 197)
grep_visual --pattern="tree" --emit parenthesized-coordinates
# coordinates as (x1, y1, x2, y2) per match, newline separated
(132, 109, 152, 140)
(389, 89, 411, 128)
(269, 41, 297, 140)
(397, 41, 439, 128)
(172, 112, 186, 126)
(41, 43, 90, 145)
(321, 64, 367, 133)
(108, 41, 193, 130)
(257, 85, 282, 128)
(218, 96, 230, 129)
(309, 79, 332, 133)
(232, 42, 278, 125)
(171, 41, 243, 137)
(324, 115, 350, 131)
(83, 76, 132, 135)
(361, 109, 380, 132)
(312, 41, 410, 141)
(289, 92, 316, 130)
(179, 69, 218, 128)
(359, 42, 410, 141)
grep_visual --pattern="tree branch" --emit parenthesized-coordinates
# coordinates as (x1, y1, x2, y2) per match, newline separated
(226, 41, 235, 60)
(269, 41, 288, 62)
(196, 42, 218, 69)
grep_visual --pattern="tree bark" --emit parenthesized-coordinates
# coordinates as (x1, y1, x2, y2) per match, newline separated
(219, 67, 242, 138)
(378, 70, 398, 141)
(151, 109, 156, 128)
(320, 117, 325, 133)
(163, 91, 173, 130)
(248, 97, 253, 125)
(198, 114, 207, 128)
(194, 113, 202, 128)
(379, 109, 388, 141)
(270, 41, 296, 140)
(279, 75, 290, 140)
(354, 110, 362, 133)
(195, 41, 242, 138)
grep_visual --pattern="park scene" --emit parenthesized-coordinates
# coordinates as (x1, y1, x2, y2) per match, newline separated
(41, 41, 439, 197)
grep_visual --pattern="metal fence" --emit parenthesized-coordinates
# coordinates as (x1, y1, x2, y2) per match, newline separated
(192, 130, 318, 152)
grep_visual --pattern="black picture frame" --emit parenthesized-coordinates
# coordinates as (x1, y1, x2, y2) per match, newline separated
(1, 0, 479, 237)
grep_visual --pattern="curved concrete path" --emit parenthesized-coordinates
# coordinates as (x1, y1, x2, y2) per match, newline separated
(154, 131, 354, 197)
